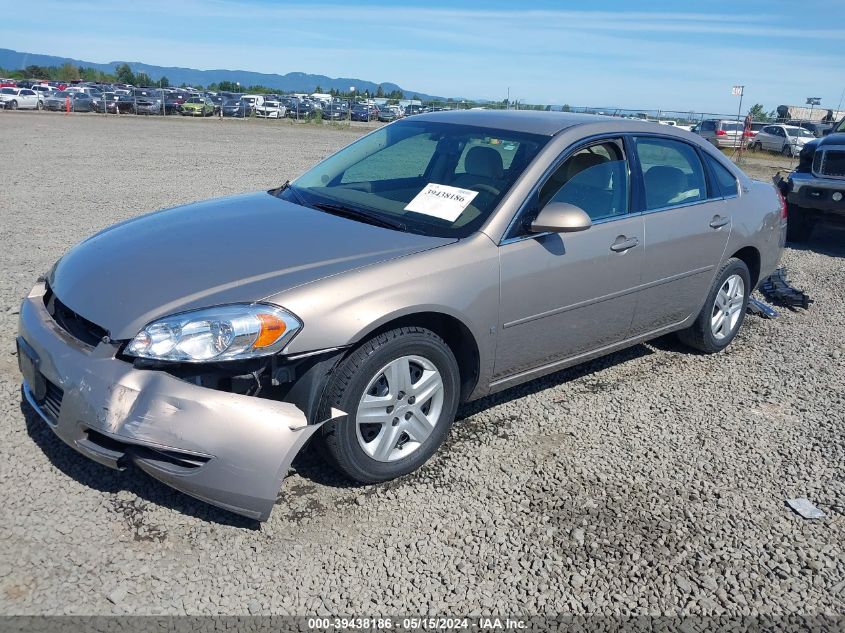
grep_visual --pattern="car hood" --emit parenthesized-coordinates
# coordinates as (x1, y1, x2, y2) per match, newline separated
(49, 192, 455, 340)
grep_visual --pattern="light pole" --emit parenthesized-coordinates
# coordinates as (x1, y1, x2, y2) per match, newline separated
(507, 86, 510, 110)
(731, 85, 745, 150)
(806, 96, 821, 124)
(349, 86, 355, 122)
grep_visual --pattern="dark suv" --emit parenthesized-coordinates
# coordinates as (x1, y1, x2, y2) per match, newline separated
(782, 116, 845, 241)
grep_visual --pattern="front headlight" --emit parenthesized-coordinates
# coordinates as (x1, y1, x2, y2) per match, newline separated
(125, 304, 302, 362)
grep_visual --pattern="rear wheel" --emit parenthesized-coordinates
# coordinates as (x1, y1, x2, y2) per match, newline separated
(319, 327, 460, 483)
(782, 144, 792, 157)
(677, 258, 750, 354)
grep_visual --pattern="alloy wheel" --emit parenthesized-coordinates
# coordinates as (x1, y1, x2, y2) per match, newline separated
(711, 274, 745, 340)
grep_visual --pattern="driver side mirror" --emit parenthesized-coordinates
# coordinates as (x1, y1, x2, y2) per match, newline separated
(529, 202, 592, 233)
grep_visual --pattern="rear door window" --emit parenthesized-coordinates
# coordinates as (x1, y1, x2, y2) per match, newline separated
(634, 137, 707, 210)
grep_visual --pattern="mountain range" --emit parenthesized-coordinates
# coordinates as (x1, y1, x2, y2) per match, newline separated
(0, 48, 446, 100)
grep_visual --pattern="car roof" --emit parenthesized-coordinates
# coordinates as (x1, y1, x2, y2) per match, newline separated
(411, 109, 714, 137)
(412, 110, 613, 135)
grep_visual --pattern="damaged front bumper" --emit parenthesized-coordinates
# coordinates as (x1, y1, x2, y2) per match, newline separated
(17, 282, 343, 521)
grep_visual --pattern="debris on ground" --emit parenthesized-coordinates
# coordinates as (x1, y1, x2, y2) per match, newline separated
(786, 498, 827, 520)
(747, 297, 779, 319)
(759, 267, 813, 310)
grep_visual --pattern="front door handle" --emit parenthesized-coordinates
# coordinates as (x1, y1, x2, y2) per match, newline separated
(709, 215, 730, 229)
(610, 236, 639, 252)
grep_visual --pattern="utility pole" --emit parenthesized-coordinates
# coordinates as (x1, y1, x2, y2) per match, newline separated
(507, 86, 510, 110)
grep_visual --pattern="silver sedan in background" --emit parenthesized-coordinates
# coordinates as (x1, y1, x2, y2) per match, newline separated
(18, 111, 785, 520)
(750, 124, 816, 156)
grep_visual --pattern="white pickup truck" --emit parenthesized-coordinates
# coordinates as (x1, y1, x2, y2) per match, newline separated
(0, 87, 41, 110)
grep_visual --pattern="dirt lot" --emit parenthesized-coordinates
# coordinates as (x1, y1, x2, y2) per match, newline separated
(0, 112, 842, 616)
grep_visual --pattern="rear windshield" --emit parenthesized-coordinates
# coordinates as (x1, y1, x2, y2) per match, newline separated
(721, 122, 742, 132)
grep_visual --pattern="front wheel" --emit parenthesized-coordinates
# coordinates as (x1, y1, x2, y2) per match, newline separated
(677, 258, 750, 354)
(8, 100, 17, 110)
(319, 327, 460, 483)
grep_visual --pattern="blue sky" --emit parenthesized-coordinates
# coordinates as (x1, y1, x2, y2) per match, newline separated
(2, 0, 844, 113)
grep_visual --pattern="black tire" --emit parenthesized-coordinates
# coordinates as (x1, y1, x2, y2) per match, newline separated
(36, 100, 43, 110)
(782, 144, 792, 157)
(786, 204, 814, 242)
(677, 257, 751, 354)
(8, 100, 17, 110)
(318, 327, 460, 483)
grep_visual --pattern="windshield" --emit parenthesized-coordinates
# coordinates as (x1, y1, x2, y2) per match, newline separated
(0, 88, 14, 94)
(282, 120, 549, 238)
(833, 118, 845, 134)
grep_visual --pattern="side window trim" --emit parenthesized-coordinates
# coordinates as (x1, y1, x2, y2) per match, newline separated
(501, 134, 633, 243)
(630, 133, 715, 214)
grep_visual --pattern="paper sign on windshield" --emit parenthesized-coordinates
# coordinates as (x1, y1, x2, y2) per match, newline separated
(404, 183, 479, 222)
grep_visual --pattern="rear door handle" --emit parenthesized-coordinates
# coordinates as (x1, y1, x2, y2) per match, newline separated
(610, 236, 639, 252)
(710, 215, 730, 229)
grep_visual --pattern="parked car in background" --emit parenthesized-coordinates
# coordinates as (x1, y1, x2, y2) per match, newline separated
(42, 91, 71, 111)
(749, 124, 815, 157)
(108, 94, 137, 114)
(781, 115, 845, 241)
(288, 101, 316, 119)
(30, 84, 55, 103)
(0, 87, 41, 110)
(744, 121, 767, 143)
(321, 103, 348, 120)
(787, 120, 834, 138)
(404, 104, 425, 116)
(696, 119, 745, 148)
(241, 94, 265, 111)
(221, 98, 251, 117)
(351, 104, 379, 121)
(134, 93, 164, 115)
(17, 111, 785, 521)
(180, 96, 215, 117)
(42, 91, 94, 112)
(65, 86, 102, 98)
(208, 95, 225, 114)
(378, 107, 399, 122)
(255, 95, 286, 118)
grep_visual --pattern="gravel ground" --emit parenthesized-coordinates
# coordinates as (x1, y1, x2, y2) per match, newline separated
(0, 112, 842, 617)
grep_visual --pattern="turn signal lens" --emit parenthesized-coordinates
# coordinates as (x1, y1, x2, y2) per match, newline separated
(254, 313, 288, 348)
